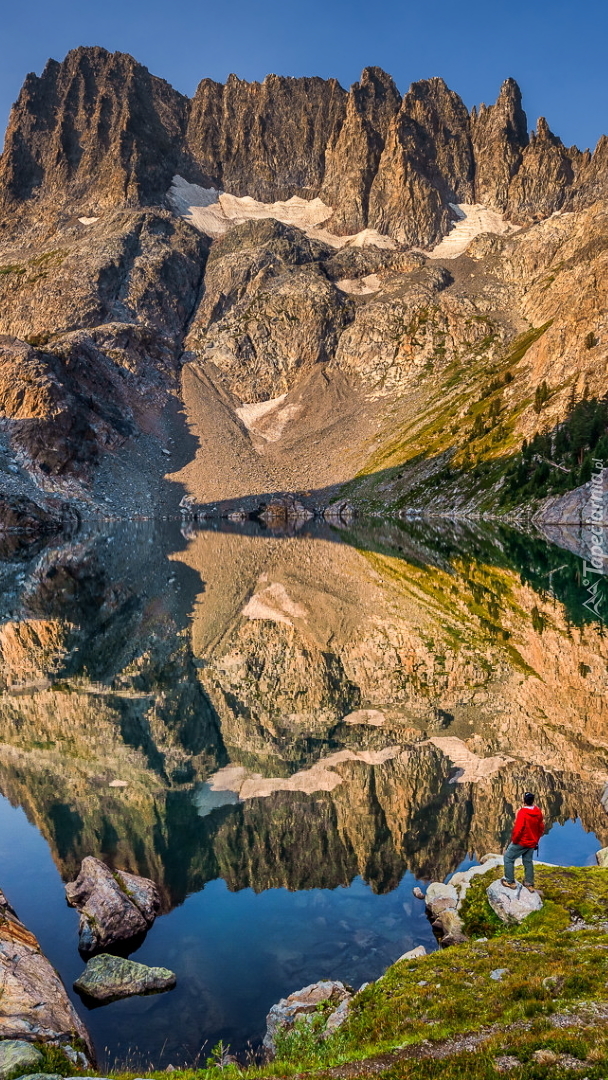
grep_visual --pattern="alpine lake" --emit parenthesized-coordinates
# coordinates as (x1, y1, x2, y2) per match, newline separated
(0, 517, 605, 1070)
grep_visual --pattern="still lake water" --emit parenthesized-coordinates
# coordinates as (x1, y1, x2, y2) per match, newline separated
(0, 518, 606, 1068)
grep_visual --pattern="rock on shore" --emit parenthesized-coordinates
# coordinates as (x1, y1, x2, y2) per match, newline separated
(0, 1041, 42, 1080)
(487, 879, 543, 924)
(0, 888, 93, 1058)
(422, 855, 534, 944)
(263, 980, 352, 1053)
(65, 856, 161, 954)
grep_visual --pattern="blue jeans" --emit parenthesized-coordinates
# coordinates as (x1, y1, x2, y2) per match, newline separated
(504, 842, 535, 885)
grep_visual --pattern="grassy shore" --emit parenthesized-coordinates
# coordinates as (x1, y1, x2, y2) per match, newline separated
(33, 865, 608, 1080)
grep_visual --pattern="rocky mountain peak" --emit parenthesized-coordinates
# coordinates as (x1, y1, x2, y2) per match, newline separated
(533, 116, 562, 144)
(470, 77, 528, 208)
(0, 47, 601, 245)
(0, 46, 187, 214)
(356, 67, 401, 105)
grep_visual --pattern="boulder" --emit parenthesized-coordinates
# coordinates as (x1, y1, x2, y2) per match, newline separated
(259, 497, 314, 524)
(74, 953, 176, 1002)
(14, 1075, 62, 1080)
(65, 856, 161, 954)
(323, 501, 356, 526)
(450, 857, 503, 902)
(323, 997, 351, 1035)
(423, 876, 479, 945)
(0, 890, 92, 1057)
(596, 846, 608, 868)
(424, 881, 458, 917)
(396, 945, 427, 962)
(486, 879, 543, 924)
(263, 980, 351, 1053)
(0, 1043, 42, 1080)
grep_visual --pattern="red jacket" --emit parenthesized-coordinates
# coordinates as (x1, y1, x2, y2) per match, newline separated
(511, 805, 544, 847)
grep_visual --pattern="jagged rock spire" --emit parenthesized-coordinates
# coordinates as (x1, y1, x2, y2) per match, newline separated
(0, 49, 596, 239)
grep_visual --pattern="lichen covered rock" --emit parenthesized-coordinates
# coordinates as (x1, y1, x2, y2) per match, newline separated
(0, 1042, 42, 1080)
(263, 980, 351, 1053)
(74, 953, 176, 1001)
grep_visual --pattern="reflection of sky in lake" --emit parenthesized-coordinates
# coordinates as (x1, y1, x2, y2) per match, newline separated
(0, 793, 437, 1068)
(539, 817, 601, 867)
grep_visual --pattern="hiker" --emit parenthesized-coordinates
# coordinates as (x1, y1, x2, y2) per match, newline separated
(502, 792, 544, 893)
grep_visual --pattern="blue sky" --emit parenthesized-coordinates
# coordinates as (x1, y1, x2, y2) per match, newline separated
(1, 0, 607, 152)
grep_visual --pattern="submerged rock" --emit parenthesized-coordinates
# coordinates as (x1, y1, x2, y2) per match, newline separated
(65, 856, 161, 954)
(263, 980, 351, 1053)
(0, 890, 93, 1057)
(0, 1042, 42, 1080)
(74, 953, 176, 1001)
(486, 879, 543, 924)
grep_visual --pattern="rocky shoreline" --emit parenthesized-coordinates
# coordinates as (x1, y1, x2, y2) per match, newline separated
(0, 859, 180, 1077)
(5, 850, 608, 1076)
(0, 889, 92, 1059)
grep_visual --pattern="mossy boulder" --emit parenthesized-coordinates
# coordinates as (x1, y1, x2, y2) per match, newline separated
(0, 1043, 42, 1080)
(74, 953, 176, 1002)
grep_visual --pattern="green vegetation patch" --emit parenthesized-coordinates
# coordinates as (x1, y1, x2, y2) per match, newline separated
(0, 249, 66, 284)
(501, 395, 608, 504)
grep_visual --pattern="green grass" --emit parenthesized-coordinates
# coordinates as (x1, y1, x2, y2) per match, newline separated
(0, 249, 65, 282)
(340, 320, 557, 514)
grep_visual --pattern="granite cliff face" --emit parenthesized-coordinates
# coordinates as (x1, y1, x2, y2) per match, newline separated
(0, 47, 188, 215)
(0, 46, 606, 528)
(2, 49, 603, 234)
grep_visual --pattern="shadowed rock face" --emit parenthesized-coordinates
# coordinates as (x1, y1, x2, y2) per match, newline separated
(0, 208, 207, 528)
(185, 73, 348, 202)
(320, 67, 402, 235)
(0, 47, 188, 213)
(470, 78, 529, 210)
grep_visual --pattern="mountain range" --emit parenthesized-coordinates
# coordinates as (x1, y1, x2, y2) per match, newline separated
(0, 46, 606, 530)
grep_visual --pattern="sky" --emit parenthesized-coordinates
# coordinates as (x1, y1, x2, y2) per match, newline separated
(1, 0, 607, 153)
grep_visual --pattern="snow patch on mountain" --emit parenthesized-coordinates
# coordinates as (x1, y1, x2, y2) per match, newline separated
(167, 175, 397, 249)
(427, 203, 519, 259)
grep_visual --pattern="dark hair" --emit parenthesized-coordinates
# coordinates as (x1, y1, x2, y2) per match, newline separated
(524, 792, 535, 806)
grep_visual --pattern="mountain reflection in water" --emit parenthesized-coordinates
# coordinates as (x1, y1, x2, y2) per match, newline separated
(0, 518, 606, 1067)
